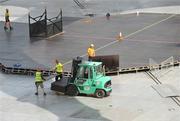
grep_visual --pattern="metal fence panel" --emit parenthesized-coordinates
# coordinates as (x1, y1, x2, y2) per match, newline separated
(29, 9, 63, 38)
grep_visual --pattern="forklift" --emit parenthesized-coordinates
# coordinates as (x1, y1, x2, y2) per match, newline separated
(51, 57, 112, 98)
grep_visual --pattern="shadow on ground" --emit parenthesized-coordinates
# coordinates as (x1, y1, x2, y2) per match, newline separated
(0, 73, 111, 121)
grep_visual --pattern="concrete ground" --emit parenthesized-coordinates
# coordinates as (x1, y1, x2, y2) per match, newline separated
(0, 0, 180, 71)
(0, 0, 180, 121)
(1, 13, 180, 71)
(0, 66, 180, 121)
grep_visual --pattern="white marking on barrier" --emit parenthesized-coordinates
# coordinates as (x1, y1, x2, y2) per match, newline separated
(136, 11, 139, 16)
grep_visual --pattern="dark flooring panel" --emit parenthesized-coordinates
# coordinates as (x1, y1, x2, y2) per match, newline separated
(0, 13, 179, 71)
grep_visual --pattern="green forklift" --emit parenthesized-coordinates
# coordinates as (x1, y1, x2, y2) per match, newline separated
(51, 57, 112, 98)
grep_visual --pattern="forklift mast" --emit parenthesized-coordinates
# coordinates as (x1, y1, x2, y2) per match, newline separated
(71, 57, 83, 81)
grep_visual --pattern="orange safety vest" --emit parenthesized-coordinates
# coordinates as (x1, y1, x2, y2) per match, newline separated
(87, 47, 95, 57)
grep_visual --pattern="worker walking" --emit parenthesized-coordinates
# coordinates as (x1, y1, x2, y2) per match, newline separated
(35, 69, 46, 96)
(87, 44, 95, 61)
(4, 8, 13, 30)
(54, 59, 63, 81)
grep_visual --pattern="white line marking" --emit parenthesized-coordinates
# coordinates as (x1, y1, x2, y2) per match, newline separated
(63, 14, 176, 66)
(125, 14, 176, 38)
(47, 31, 65, 39)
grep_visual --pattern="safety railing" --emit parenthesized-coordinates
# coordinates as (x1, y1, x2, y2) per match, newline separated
(46, 10, 63, 37)
(0, 57, 180, 76)
(149, 56, 175, 78)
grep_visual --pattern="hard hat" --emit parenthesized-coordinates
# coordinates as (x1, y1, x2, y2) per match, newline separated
(90, 44, 94, 47)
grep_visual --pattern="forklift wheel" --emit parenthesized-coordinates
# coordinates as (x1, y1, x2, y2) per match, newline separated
(95, 89, 105, 98)
(65, 84, 79, 96)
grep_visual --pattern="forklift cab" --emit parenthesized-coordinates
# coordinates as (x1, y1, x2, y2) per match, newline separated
(75, 66, 93, 84)
(74, 61, 106, 94)
(51, 59, 112, 98)
(75, 62, 103, 84)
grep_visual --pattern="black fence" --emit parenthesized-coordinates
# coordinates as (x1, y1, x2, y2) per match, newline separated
(28, 9, 63, 37)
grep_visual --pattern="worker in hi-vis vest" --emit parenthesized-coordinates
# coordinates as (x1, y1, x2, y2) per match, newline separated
(35, 69, 46, 96)
(87, 44, 95, 61)
(54, 59, 63, 81)
(4, 8, 13, 30)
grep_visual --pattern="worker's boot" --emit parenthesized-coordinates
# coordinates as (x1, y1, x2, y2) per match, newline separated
(4, 26, 7, 30)
(35, 92, 38, 95)
(10, 26, 13, 30)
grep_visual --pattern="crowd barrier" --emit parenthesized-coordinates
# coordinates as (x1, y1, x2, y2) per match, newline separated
(0, 60, 179, 76)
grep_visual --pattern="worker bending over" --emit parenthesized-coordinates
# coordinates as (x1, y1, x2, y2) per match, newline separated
(35, 69, 46, 96)
(54, 59, 63, 81)
(87, 44, 95, 61)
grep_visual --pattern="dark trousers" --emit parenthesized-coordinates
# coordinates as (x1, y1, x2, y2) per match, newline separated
(55, 72, 63, 81)
(35, 82, 44, 88)
(88, 56, 93, 61)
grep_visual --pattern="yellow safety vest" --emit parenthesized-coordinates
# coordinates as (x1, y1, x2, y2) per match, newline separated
(87, 47, 95, 57)
(56, 63, 63, 73)
(35, 72, 43, 82)
(5, 12, 9, 17)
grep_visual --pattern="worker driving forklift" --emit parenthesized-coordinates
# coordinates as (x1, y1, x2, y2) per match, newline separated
(51, 57, 112, 98)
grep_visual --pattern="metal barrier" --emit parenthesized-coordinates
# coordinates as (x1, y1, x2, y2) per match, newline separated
(159, 56, 174, 78)
(161, 56, 174, 69)
(0, 64, 72, 77)
(149, 58, 160, 77)
(28, 10, 47, 37)
(0, 57, 180, 76)
(0, 61, 179, 76)
(29, 9, 63, 37)
(149, 57, 174, 78)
